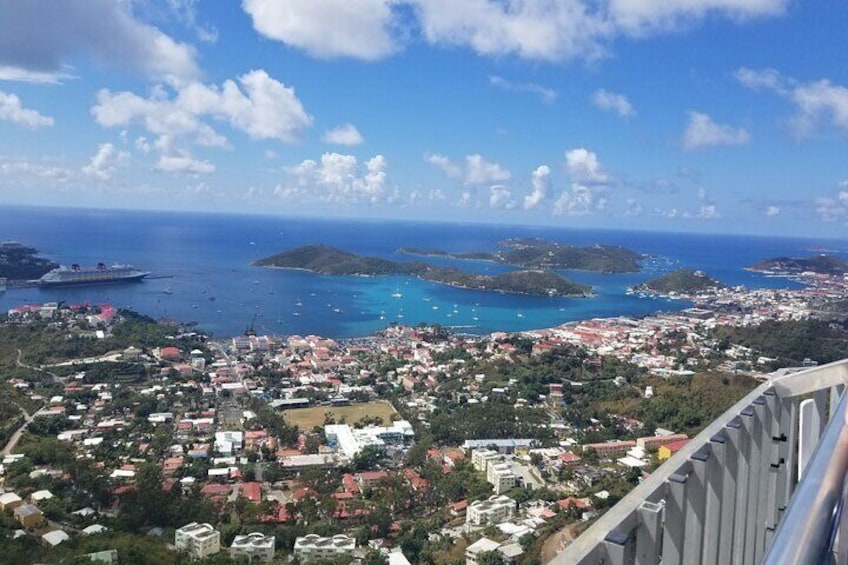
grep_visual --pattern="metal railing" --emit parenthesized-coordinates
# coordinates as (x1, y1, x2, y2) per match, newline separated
(551, 359, 848, 565)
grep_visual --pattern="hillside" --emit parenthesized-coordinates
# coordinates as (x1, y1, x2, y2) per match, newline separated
(635, 269, 726, 294)
(253, 245, 591, 297)
(0, 241, 58, 280)
(748, 255, 848, 276)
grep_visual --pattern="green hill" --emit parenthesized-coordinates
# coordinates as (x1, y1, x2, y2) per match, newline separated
(0, 241, 58, 280)
(636, 269, 726, 294)
(748, 255, 848, 276)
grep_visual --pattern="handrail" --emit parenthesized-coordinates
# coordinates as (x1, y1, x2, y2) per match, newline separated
(762, 390, 848, 564)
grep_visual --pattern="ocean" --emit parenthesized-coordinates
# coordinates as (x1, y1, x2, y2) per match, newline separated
(1, 206, 844, 339)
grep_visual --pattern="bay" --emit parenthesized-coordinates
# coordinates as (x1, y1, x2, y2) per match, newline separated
(0, 205, 843, 339)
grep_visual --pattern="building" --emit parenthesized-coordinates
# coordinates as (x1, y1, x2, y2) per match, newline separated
(41, 529, 70, 547)
(294, 534, 356, 563)
(463, 439, 535, 453)
(175, 522, 221, 559)
(325, 420, 415, 459)
(471, 448, 500, 472)
(465, 537, 502, 565)
(466, 495, 516, 528)
(636, 433, 689, 452)
(582, 440, 636, 458)
(230, 533, 275, 563)
(487, 462, 517, 495)
(0, 492, 22, 511)
(14, 504, 43, 528)
(658, 438, 691, 461)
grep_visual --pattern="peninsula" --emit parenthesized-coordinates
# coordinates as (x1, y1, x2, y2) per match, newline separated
(0, 241, 58, 280)
(400, 238, 642, 273)
(749, 255, 848, 276)
(253, 245, 592, 297)
(633, 268, 726, 295)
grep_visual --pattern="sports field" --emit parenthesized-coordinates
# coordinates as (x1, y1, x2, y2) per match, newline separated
(282, 401, 398, 429)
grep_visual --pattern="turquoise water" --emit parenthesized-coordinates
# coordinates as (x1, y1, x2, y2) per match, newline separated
(0, 206, 841, 339)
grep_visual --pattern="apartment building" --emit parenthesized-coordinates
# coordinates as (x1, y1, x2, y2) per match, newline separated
(294, 534, 356, 563)
(487, 462, 517, 495)
(230, 532, 275, 563)
(175, 522, 221, 559)
(466, 495, 516, 528)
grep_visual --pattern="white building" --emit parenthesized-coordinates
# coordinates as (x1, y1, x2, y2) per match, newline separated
(325, 420, 415, 459)
(175, 522, 221, 559)
(230, 532, 275, 563)
(466, 495, 516, 528)
(214, 431, 244, 455)
(471, 448, 500, 472)
(465, 537, 501, 565)
(294, 534, 356, 563)
(487, 462, 516, 495)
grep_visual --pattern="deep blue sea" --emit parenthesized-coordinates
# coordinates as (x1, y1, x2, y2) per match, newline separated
(1, 206, 845, 339)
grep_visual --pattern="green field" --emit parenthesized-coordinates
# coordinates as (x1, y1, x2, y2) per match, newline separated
(282, 401, 398, 429)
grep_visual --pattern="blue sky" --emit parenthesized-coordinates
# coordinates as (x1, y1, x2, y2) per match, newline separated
(1, 0, 847, 237)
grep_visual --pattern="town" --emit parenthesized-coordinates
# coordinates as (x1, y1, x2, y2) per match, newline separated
(0, 270, 846, 564)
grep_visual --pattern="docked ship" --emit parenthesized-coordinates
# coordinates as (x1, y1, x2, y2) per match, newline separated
(38, 263, 150, 286)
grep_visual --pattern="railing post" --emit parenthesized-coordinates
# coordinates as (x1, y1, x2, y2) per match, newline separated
(799, 398, 821, 477)
(719, 424, 740, 565)
(733, 407, 753, 565)
(663, 472, 688, 565)
(603, 530, 631, 565)
(682, 450, 708, 564)
(701, 433, 725, 565)
(635, 501, 662, 565)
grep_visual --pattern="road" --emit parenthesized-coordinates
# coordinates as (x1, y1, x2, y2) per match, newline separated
(2, 404, 37, 456)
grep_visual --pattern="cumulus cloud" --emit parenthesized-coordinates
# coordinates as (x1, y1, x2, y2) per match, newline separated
(523, 165, 551, 210)
(565, 148, 609, 185)
(814, 184, 848, 222)
(553, 184, 595, 216)
(489, 185, 516, 209)
(696, 204, 720, 219)
(82, 143, 129, 180)
(489, 76, 557, 104)
(737, 68, 848, 137)
(764, 205, 780, 217)
(0, 0, 199, 83)
(591, 88, 635, 117)
(683, 111, 749, 149)
(323, 123, 365, 146)
(425, 153, 511, 185)
(0, 91, 53, 128)
(0, 160, 74, 183)
(156, 153, 215, 174)
(277, 153, 389, 204)
(624, 198, 643, 216)
(242, 0, 400, 60)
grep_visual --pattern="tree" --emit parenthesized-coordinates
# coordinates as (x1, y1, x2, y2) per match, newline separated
(353, 445, 384, 471)
(477, 550, 506, 565)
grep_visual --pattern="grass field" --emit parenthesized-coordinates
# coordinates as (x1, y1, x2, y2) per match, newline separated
(282, 401, 398, 429)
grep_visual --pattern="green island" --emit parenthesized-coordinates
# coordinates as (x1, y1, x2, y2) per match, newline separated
(400, 237, 642, 273)
(748, 254, 848, 276)
(252, 244, 592, 297)
(634, 268, 726, 295)
(0, 241, 58, 280)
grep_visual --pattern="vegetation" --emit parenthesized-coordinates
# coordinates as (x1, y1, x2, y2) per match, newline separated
(748, 254, 848, 275)
(634, 268, 726, 294)
(401, 238, 643, 273)
(0, 241, 58, 280)
(713, 319, 848, 368)
(253, 245, 591, 297)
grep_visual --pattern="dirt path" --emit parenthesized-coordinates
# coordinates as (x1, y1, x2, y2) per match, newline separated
(541, 523, 582, 563)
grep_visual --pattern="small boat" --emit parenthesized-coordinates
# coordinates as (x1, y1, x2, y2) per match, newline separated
(162, 288, 174, 295)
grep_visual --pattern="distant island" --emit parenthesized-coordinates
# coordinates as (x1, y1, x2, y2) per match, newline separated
(253, 245, 592, 297)
(748, 255, 848, 276)
(400, 237, 642, 273)
(634, 268, 726, 295)
(0, 241, 58, 280)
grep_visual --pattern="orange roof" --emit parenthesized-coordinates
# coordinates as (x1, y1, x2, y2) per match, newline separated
(242, 482, 261, 503)
(558, 497, 592, 511)
(662, 439, 691, 453)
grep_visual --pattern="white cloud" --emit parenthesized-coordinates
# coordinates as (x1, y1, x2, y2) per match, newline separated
(242, 0, 399, 60)
(0, 160, 74, 183)
(0, 91, 53, 128)
(764, 205, 780, 217)
(565, 148, 609, 185)
(278, 152, 389, 204)
(591, 88, 635, 118)
(814, 183, 848, 222)
(425, 153, 511, 185)
(489, 185, 516, 209)
(323, 123, 365, 146)
(607, 0, 786, 35)
(0, 0, 199, 83)
(553, 184, 595, 216)
(523, 165, 551, 210)
(737, 68, 848, 137)
(697, 204, 720, 219)
(624, 198, 643, 216)
(0, 66, 76, 84)
(683, 111, 749, 149)
(82, 143, 129, 180)
(156, 153, 215, 174)
(489, 76, 557, 104)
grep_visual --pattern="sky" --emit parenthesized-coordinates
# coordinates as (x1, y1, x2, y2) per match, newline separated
(0, 0, 847, 238)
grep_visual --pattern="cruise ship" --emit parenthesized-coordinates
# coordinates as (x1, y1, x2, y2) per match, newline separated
(38, 263, 150, 286)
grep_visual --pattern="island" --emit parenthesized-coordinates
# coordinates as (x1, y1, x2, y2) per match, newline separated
(633, 268, 726, 295)
(748, 255, 848, 276)
(0, 241, 58, 280)
(253, 245, 592, 297)
(400, 238, 642, 273)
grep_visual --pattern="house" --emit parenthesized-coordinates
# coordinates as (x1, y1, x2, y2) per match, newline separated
(41, 529, 70, 547)
(0, 492, 23, 511)
(14, 504, 43, 528)
(82, 524, 108, 535)
(465, 537, 501, 565)
(294, 534, 356, 563)
(658, 438, 691, 461)
(242, 482, 261, 503)
(175, 522, 221, 559)
(30, 489, 54, 504)
(466, 495, 516, 528)
(230, 532, 276, 563)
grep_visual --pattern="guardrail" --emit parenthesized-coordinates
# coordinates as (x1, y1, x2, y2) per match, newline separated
(551, 359, 848, 565)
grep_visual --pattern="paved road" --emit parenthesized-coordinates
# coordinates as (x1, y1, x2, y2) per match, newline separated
(2, 404, 36, 456)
